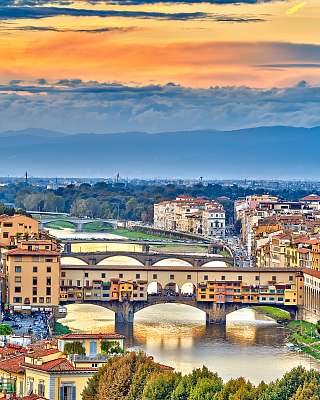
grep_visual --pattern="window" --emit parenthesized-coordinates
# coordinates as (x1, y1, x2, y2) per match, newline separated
(272, 276, 276, 281)
(255, 276, 260, 281)
(47, 277, 51, 286)
(15, 266, 22, 273)
(84, 273, 88, 278)
(13, 297, 22, 303)
(77, 280, 81, 287)
(60, 385, 75, 400)
(101, 273, 106, 279)
(33, 266, 38, 273)
(221, 276, 225, 280)
(39, 297, 44, 303)
(119, 273, 123, 278)
(170, 274, 174, 280)
(3, 222, 12, 227)
(33, 287, 37, 295)
(204, 275, 208, 281)
(140, 293, 144, 297)
(289, 275, 294, 281)
(47, 266, 51, 273)
(45, 258, 53, 263)
(38, 381, 45, 397)
(3, 232, 9, 238)
(238, 276, 242, 281)
(187, 274, 191, 280)
(46, 287, 51, 295)
(32, 297, 37, 303)
(153, 274, 157, 279)
(33, 278, 37, 286)
(15, 276, 21, 283)
(61, 272, 66, 277)
(28, 378, 34, 394)
(14, 287, 21, 293)
(46, 297, 51, 303)
(136, 274, 141, 279)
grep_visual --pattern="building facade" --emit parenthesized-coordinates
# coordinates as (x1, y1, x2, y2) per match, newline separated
(0, 214, 39, 247)
(154, 196, 225, 238)
(3, 239, 60, 313)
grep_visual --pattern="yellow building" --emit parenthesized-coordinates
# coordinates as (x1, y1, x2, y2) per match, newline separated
(57, 333, 125, 357)
(0, 214, 39, 247)
(312, 242, 320, 271)
(0, 334, 125, 400)
(4, 243, 60, 313)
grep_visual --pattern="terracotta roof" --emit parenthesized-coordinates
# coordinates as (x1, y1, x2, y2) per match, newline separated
(23, 357, 98, 373)
(26, 348, 62, 358)
(303, 268, 320, 279)
(5, 248, 60, 256)
(0, 354, 25, 374)
(56, 333, 125, 340)
(297, 248, 310, 254)
(301, 194, 320, 201)
(157, 363, 174, 371)
(0, 344, 26, 358)
(23, 357, 74, 372)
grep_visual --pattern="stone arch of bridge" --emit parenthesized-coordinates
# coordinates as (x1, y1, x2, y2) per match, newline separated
(96, 255, 144, 266)
(60, 256, 89, 265)
(180, 282, 196, 296)
(151, 257, 193, 267)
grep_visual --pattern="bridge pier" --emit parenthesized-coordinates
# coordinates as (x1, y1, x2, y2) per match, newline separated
(114, 302, 135, 324)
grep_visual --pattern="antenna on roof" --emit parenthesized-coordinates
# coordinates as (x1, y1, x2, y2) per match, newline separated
(25, 171, 28, 185)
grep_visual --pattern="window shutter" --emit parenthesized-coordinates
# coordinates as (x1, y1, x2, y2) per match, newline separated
(72, 385, 76, 400)
(60, 386, 64, 400)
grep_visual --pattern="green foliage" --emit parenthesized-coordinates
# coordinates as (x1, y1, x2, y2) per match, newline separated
(101, 340, 123, 355)
(142, 372, 179, 400)
(64, 341, 86, 355)
(252, 306, 291, 322)
(54, 322, 71, 335)
(0, 323, 13, 335)
(81, 353, 320, 400)
(46, 219, 76, 230)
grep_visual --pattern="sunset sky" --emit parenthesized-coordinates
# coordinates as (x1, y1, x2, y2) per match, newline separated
(0, 0, 319, 133)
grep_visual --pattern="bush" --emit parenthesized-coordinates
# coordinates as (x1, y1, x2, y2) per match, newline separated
(54, 322, 71, 335)
(64, 341, 86, 355)
(0, 324, 13, 335)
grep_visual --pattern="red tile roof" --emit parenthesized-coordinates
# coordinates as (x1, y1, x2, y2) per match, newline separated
(0, 354, 25, 374)
(301, 194, 320, 201)
(303, 268, 320, 279)
(5, 248, 60, 256)
(26, 348, 62, 358)
(23, 357, 74, 372)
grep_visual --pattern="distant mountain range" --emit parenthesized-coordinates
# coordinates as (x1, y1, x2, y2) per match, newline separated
(0, 126, 319, 179)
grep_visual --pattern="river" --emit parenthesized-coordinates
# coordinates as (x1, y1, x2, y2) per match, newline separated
(58, 303, 320, 384)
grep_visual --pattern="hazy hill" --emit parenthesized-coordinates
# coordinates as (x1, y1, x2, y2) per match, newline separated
(1, 126, 319, 179)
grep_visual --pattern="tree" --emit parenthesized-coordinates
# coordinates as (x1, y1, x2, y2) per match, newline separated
(142, 372, 179, 400)
(0, 324, 13, 335)
(101, 340, 123, 355)
(189, 377, 223, 400)
(64, 341, 86, 355)
(70, 199, 89, 217)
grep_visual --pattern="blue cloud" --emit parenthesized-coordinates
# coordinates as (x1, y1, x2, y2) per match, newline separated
(0, 78, 319, 134)
(0, 6, 212, 21)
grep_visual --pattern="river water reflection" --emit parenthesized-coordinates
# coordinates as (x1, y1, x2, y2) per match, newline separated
(59, 303, 319, 384)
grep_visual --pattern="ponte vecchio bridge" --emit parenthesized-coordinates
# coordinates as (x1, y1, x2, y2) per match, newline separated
(59, 251, 304, 324)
